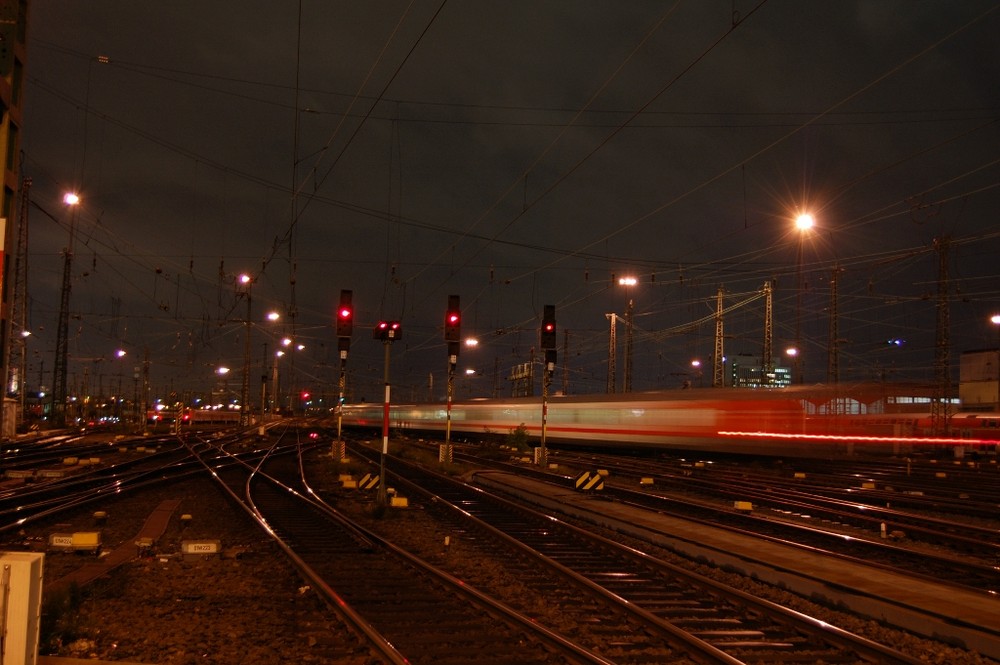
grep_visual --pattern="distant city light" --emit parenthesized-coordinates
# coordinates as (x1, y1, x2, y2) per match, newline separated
(618, 276, 637, 286)
(795, 213, 814, 231)
(63, 192, 80, 206)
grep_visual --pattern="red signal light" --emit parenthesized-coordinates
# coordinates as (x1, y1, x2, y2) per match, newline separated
(374, 320, 402, 340)
(540, 305, 556, 350)
(445, 295, 461, 343)
(337, 290, 354, 338)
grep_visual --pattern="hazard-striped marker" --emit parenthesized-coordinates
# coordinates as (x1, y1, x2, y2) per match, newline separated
(574, 471, 605, 491)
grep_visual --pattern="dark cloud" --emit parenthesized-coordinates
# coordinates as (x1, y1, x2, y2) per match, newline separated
(21, 1, 1000, 403)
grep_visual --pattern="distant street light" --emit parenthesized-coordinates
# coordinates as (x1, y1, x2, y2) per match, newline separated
(272, 350, 284, 413)
(262, 312, 280, 418)
(237, 274, 253, 427)
(991, 314, 1000, 410)
(618, 275, 637, 392)
(690, 359, 702, 387)
(111, 349, 127, 423)
(216, 366, 231, 410)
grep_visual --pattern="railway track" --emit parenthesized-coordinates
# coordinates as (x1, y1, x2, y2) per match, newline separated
(200, 437, 615, 665)
(344, 443, 925, 665)
(558, 449, 1000, 525)
(6, 424, 991, 663)
(477, 449, 1000, 591)
(704, 458, 1000, 536)
(0, 440, 201, 534)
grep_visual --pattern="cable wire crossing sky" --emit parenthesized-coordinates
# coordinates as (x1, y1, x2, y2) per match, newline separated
(11, 1, 1000, 413)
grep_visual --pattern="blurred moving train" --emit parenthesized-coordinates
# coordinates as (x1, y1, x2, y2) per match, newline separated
(339, 383, 1000, 457)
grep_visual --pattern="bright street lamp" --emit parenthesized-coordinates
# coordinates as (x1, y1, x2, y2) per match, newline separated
(51, 192, 82, 427)
(793, 212, 814, 384)
(617, 275, 638, 392)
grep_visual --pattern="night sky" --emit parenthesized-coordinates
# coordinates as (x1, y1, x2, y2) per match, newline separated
(20, 2, 1000, 405)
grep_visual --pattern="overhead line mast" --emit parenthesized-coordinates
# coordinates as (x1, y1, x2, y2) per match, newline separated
(762, 280, 773, 381)
(4, 177, 30, 432)
(624, 299, 634, 393)
(605, 313, 616, 394)
(713, 287, 724, 388)
(827, 265, 844, 386)
(931, 237, 952, 435)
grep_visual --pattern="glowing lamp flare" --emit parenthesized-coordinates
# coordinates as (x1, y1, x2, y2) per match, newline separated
(795, 213, 815, 231)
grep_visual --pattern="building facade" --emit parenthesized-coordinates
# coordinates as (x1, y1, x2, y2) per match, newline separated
(0, 0, 29, 437)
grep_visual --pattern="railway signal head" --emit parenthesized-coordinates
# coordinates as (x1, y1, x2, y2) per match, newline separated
(336, 290, 353, 338)
(540, 305, 557, 350)
(445, 295, 461, 343)
(374, 320, 402, 341)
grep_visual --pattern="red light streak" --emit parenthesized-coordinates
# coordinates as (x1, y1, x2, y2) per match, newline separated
(718, 430, 988, 445)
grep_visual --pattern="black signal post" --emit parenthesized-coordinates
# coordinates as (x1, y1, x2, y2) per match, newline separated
(444, 295, 461, 463)
(374, 319, 401, 506)
(539, 305, 557, 467)
(335, 289, 353, 457)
